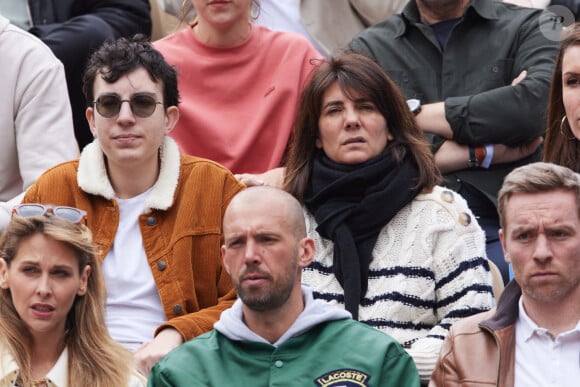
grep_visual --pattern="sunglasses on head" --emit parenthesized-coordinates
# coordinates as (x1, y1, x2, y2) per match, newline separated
(12, 204, 87, 225)
(92, 93, 163, 118)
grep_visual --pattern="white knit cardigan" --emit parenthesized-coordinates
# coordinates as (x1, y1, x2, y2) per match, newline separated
(302, 185, 495, 382)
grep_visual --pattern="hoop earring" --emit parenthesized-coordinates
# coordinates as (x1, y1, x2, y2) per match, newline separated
(250, 0, 261, 20)
(560, 115, 577, 140)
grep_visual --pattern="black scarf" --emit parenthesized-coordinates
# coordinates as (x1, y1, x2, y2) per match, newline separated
(304, 149, 420, 320)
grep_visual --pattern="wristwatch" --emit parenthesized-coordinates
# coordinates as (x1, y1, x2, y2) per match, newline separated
(468, 146, 479, 168)
(407, 99, 421, 116)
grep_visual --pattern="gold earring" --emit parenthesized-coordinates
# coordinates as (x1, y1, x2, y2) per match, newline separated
(560, 115, 577, 140)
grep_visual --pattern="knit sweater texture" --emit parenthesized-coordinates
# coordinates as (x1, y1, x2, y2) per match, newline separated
(302, 186, 495, 381)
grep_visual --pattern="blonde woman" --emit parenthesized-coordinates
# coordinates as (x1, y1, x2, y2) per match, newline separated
(0, 205, 145, 386)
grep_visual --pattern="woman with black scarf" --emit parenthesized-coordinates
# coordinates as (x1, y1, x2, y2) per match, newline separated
(283, 52, 495, 383)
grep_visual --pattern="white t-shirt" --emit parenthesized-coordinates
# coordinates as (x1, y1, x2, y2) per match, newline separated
(102, 188, 166, 351)
(514, 297, 580, 387)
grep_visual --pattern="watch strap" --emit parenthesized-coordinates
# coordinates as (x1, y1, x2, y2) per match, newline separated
(468, 146, 479, 168)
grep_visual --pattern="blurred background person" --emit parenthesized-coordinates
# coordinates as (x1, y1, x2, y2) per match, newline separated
(0, 14, 78, 233)
(544, 22, 580, 169)
(349, 0, 560, 284)
(0, 0, 152, 149)
(153, 0, 321, 175)
(158, 0, 408, 56)
(0, 205, 145, 386)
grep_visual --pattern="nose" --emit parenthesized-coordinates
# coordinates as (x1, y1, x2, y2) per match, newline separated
(36, 274, 52, 298)
(243, 239, 261, 265)
(117, 100, 136, 123)
(532, 234, 552, 263)
(344, 106, 361, 130)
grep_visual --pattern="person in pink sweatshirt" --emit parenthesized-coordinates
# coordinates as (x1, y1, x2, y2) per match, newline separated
(154, 0, 321, 175)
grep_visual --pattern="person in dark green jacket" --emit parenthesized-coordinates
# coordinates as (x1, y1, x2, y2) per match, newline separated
(349, 0, 561, 284)
(149, 186, 420, 387)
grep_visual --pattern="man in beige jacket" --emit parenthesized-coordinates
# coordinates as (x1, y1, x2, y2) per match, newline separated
(429, 162, 580, 386)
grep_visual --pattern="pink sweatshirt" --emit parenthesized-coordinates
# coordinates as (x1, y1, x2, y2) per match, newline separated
(155, 25, 320, 174)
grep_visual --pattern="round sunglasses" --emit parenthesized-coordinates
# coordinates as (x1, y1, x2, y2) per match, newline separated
(92, 94, 163, 118)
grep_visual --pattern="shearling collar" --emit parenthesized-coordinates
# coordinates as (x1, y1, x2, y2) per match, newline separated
(77, 136, 181, 211)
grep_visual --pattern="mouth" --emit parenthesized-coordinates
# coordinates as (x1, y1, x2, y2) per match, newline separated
(530, 272, 558, 280)
(113, 134, 139, 140)
(31, 304, 55, 318)
(241, 271, 270, 286)
(342, 137, 366, 145)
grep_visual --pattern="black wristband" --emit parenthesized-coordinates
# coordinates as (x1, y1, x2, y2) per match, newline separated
(468, 146, 479, 168)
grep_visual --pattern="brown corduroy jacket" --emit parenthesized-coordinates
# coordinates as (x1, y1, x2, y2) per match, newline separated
(22, 137, 245, 340)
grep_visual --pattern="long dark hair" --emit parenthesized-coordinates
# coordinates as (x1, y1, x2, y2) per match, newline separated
(544, 23, 580, 170)
(283, 52, 440, 201)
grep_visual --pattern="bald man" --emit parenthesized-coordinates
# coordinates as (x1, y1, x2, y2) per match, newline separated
(149, 187, 420, 386)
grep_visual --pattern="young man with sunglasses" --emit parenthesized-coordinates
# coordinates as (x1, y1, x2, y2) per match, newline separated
(21, 35, 245, 377)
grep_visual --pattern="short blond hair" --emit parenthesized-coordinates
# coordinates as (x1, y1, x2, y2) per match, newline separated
(498, 162, 580, 228)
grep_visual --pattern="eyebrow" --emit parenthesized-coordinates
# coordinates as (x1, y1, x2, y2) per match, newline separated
(322, 97, 374, 108)
(563, 71, 580, 77)
(17, 260, 74, 270)
(96, 91, 157, 98)
(511, 222, 575, 233)
(322, 100, 343, 109)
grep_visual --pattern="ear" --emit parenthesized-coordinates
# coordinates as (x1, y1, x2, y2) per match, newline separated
(77, 265, 91, 296)
(315, 138, 322, 149)
(499, 228, 510, 264)
(0, 258, 9, 289)
(164, 106, 180, 135)
(297, 237, 315, 268)
(386, 127, 395, 141)
(86, 107, 97, 138)
(221, 245, 231, 275)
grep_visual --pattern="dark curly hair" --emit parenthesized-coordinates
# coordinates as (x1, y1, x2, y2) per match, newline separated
(82, 34, 179, 108)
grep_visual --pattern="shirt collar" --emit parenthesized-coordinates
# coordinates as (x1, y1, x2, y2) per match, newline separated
(517, 296, 550, 341)
(45, 347, 68, 386)
(517, 297, 580, 342)
(397, 0, 498, 37)
(0, 347, 68, 387)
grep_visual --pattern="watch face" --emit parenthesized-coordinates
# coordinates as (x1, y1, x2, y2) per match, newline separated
(407, 99, 420, 114)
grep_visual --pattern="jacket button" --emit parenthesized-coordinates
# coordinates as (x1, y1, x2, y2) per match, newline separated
(173, 304, 183, 314)
(157, 261, 166, 271)
(441, 190, 454, 203)
(147, 216, 156, 226)
(274, 360, 284, 368)
(459, 212, 472, 226)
